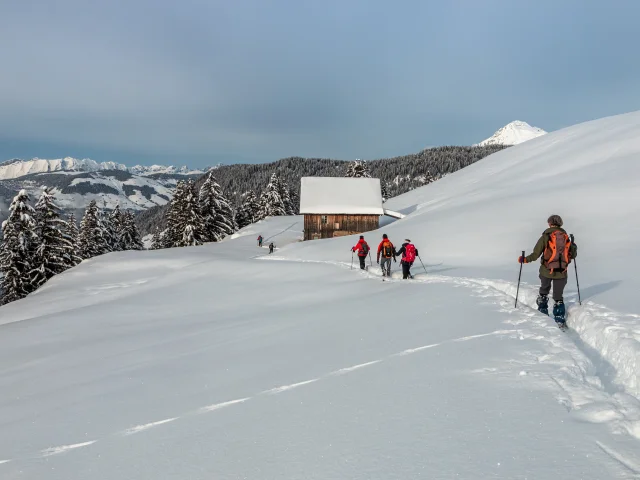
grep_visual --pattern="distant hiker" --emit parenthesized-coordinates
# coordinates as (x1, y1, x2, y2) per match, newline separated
(257, 235, 263, 247)
(352, 235, 370, 270)
(376, 234, 396, 277)
(396, 239, 418, 279)
(518, 215, 577, 326)
(269, 242, 275, 254)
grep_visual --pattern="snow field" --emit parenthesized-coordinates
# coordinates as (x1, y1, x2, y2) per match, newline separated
(3, 111, 640, 477)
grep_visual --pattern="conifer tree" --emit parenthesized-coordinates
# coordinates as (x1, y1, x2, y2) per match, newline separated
(120, 211, 144, 250)
(381, 181, 389, 203)
(260, 173, 287, 218)
(236, 191, 260, 229)
(107, 205, 125, 251)
(150, 227, 163, 250)
(277, 177, 294, 215)
(77, 200, 109, 259)
(166, 180, 206, 247)
(0, 189, 38, 304)
(65, 213, 79, 249)
(345, 160, 371, 178)
(198, 173, 236, 241)
(30, 187, 80, 288)
(289, 188, 300, 215)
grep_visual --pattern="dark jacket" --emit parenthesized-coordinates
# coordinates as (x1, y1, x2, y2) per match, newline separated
(525, 227, 578, 279)
(396, 243, 418, 263)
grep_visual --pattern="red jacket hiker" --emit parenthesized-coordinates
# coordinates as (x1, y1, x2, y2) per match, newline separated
(351, 236, 370, 270)
(352, 238, 370, 257)
(377, 238, 396, 262)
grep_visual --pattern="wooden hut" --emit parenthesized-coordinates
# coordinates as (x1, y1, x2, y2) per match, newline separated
(299, 177, 384, 241)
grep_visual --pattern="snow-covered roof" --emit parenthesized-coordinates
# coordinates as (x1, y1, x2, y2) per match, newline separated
(299, 177, 384, 215)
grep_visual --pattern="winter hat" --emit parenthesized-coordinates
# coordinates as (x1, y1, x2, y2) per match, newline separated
(547, 215, 563, 227)
(382, 234, 388, 239)
(359, 235, 364, 239)
(405, 239, 411, 243)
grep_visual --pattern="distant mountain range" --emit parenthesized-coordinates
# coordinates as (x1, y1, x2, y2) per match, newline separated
(476, 121, 547, 146)
(0, 157, 209, 181)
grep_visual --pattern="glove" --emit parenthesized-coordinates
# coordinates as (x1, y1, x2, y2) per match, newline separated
(518, 256, 528, 264)
(351, 248, 355, 252)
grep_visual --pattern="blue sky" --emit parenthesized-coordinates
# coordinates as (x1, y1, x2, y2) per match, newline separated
(1, 0, 639, 167)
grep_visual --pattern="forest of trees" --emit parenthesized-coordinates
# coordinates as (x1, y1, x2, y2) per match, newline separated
(136, 145, 506, 235)
(148, 172, 296, 249)
(0, 187, 143, 306)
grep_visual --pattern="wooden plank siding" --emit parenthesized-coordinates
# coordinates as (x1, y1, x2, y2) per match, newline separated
(303, 214, 379, 241)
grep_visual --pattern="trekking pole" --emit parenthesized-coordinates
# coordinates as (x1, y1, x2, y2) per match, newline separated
(515, 250, 525, 308)
(570, 234, 582, 305)
(368, 251, 373, 267)
(351, 251, 354, 270)
(417, 254, 428, 275)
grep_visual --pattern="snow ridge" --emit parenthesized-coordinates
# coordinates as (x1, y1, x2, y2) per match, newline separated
(476, 120, 547, 146)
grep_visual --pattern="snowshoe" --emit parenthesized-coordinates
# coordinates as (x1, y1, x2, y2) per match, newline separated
(553, 301, 566, 322)
(556, 321, 568, 331)
(536, 295, 549, 316)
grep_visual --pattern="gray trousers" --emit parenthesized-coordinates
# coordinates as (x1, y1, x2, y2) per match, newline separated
(539, 275, 568, 302)
(380, 257, 392, 276)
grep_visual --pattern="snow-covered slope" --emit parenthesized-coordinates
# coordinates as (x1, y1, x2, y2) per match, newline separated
(2, 111, 640, 479)
(476, 120, 547, 146)
(0, 157, 206, 181)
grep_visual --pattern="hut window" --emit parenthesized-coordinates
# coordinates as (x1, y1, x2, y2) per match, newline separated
(334, 222, 340, 229)
(321, 215, 328, 224)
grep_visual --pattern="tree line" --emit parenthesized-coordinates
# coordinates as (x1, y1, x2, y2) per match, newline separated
(0, 188, 143, 306)
(136, 145, 506, 235)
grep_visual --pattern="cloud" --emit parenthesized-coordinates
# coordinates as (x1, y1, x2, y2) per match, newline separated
(1, 0, 640, 167)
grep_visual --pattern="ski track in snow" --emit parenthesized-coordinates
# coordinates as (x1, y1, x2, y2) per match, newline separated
(41, 441, 97, 457)
(123, 417, 178, 435)
(0, 326, 512, 466)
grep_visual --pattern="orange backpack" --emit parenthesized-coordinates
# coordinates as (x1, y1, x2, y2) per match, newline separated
(543, 231, 572, 273)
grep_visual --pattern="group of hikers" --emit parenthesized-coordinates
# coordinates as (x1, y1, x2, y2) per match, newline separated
(258, 214, 577, 327)
(257, 235, 275, 254)
(351, 214, 577, 327)
(352, 234, 419, 280)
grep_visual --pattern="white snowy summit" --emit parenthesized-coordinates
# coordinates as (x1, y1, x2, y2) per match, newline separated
(476, 120, 547, 146)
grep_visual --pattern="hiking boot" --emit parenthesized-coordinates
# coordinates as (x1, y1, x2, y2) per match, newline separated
(553, 301, 566, 323)
(536, 295, 549, 315)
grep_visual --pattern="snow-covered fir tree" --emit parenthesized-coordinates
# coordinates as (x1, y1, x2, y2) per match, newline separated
(259, 173, 287, 218)
(105, 205, 124, 252)
(77, 200, 109, 259)
(236, 191, 260, 229)
(277, 177, 295, 215)
(65, 213, 79, 248)
(289, 188, 300, 215)
(345, 160, 371, 178)
(0, 189, 38, 304)
(166, 180, 206, 247)
(120, 211, 144, 250)
(150, 227, 164, 250)
(381, 181, 390, 203)
(198, 173, 236, 242)
(30, 187, 80, 289)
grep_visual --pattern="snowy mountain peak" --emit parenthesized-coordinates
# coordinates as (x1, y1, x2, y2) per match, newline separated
(0, 157, 205, 181)
(476, 121, 547, 146)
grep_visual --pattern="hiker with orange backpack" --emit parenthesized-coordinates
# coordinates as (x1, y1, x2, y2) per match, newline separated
(518, 215, 577, 327)
(396, 239, 418, 279)
(376, 234, 396, 277)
